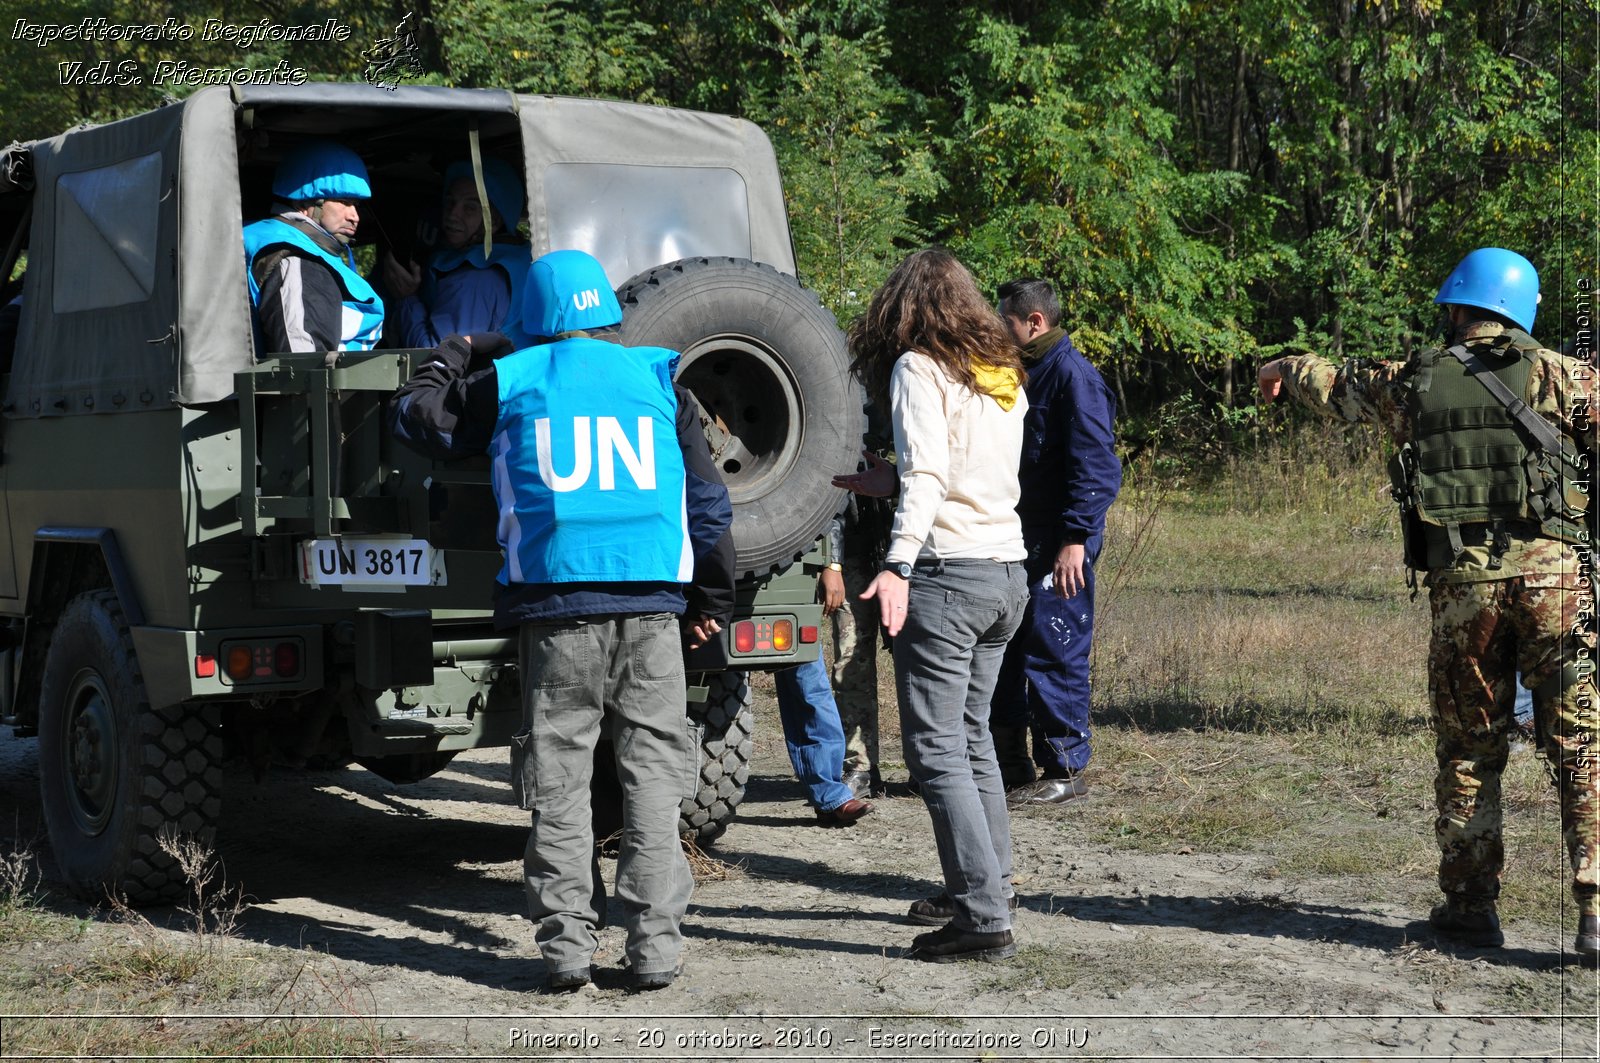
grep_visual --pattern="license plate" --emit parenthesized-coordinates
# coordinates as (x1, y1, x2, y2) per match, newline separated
(299, 538, 446, 587)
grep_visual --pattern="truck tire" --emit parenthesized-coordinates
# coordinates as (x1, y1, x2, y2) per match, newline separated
(680, 671, 754, 846)
(590, 671, 754, 847)
(37, 590, 222, 905)
(617, 257, 863, 578)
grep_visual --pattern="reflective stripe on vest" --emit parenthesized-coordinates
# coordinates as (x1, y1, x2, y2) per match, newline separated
(491, 336, 690, 586)
(243, 217, 385, 351)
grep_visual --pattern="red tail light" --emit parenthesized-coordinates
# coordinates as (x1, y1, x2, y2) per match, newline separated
(274, 641, 300, 677)
(733, 621, 756, 653)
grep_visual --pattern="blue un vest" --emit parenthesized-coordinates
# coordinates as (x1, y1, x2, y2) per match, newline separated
(425, 241, 533, 347)
(491, 336, 690, 586)
(243, 217, 385, 351)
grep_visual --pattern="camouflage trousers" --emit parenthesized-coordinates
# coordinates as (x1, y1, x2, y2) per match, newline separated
(1428, 559, 1598, 915)
(830, 553, 882, 775)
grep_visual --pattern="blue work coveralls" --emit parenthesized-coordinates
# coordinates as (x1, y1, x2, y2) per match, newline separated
(990, 331, 1121, 775)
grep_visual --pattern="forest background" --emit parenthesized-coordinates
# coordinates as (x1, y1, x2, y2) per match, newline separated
(1, 0, 1595, 447)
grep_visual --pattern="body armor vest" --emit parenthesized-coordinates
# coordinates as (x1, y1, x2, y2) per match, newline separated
(1388, 329, 1587, 570)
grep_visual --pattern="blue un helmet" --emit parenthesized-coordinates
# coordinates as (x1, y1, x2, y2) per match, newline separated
(272, 141, 372, 203)
(1433, 247, 1540, 332)
(524, 250, 622, 335)
(442, 157, 525, 233)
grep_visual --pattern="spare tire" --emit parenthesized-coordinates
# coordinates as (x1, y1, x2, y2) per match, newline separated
(617, 257, 864, 578)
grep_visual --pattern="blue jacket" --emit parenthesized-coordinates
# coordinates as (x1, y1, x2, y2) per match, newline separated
(398, 241, 532, 349)
(389, 332, 735, 628)
(1017, 331, 1121, 557)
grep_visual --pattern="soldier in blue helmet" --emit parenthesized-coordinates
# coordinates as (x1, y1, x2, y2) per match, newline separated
(1259, 248, 1598, 964)
(243, 140, 384, 354)
(381, 156, 531, 348)
(388, 249, 736, 992)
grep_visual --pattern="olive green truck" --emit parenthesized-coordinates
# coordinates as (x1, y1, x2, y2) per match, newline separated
(0, 84, 862, 903)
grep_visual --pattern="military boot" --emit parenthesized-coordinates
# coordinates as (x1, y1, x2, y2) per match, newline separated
(1428, 897, 1504, 948)
(1576, 914, 1599, 965)
(991, 725, 1035, 791)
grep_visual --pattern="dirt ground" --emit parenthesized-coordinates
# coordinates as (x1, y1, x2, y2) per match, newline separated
(3, 691, 1599, 1062)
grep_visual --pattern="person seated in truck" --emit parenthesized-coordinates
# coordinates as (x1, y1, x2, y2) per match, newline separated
(243, 140, 385, 355)
(379, 156, 531, 349)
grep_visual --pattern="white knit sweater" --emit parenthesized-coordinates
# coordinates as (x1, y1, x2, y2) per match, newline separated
(884, 350, 1027, 566)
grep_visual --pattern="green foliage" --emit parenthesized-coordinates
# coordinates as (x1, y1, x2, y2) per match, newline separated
(1, 0, 1589, 415)
(752, 8, 941, 319)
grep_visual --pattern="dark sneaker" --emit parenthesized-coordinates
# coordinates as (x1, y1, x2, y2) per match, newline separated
(843, 770, 873, 801)
(1576, 914, 1599, 964)
(908, 891, 1019, 926)
(1428, 900, 1504, 948)
(544, 965, 592, 992)
(628, 964, 682, 991)
(908, 923, 1016, 963)
(1006, 771, 1088, 807)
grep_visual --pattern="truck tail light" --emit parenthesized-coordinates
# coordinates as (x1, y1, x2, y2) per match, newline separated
(772, 619, 794, 652)
(224, 645, 253, 681)
(799, 625, 819, 644)
(733, 621, 756, 653)
(218, 638, 305, 683)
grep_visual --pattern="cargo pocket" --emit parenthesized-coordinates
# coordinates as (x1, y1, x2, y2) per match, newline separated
(682, 716, 704, 803)
(509, 728, 536, 811)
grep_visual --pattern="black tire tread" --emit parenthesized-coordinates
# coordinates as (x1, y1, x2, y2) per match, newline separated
(680, 671, 753, 845)
(39, 589, 222, 905)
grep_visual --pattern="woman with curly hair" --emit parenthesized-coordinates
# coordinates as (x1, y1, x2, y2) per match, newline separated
(834, 248, 1030, 962)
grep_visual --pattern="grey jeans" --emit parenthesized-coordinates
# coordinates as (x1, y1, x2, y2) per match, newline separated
(512, 613, 693, 978)
(894, 559, 1029, 932)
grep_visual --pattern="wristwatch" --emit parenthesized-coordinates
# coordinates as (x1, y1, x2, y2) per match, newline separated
(883, 561, 913, 580)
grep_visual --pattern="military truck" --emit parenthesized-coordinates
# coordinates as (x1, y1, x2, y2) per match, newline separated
(0, 84, 863, 904)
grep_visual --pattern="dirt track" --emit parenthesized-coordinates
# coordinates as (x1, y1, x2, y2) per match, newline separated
(3, 691, 1599, 1061)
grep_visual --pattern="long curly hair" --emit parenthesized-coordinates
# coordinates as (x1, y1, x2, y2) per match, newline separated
(846, 249, 1025, 410)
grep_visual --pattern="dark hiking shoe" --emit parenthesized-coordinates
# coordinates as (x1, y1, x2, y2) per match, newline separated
(907, 923, 1016, 963)
(1576, 914, 1599, 964)
(544, 965, 592, 992)
(843, 770, 873, 801)
(1428, 900, 1504, 948)
(908, 891, 1019, 926)
(628, 964, 682, 991)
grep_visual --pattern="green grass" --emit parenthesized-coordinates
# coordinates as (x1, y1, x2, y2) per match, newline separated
(1074, 420, 1583, 935)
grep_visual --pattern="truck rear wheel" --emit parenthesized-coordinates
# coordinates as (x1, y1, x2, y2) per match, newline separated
(37, 590, 222, 905)
(591, 671, 753, 847)
(680, 671, 754, 846)
(617, 257, 863, 578)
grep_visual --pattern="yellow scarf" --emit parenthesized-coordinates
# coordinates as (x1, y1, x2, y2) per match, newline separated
(970, 358, 1021, 411)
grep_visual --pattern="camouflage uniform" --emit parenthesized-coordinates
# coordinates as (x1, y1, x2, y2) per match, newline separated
(1279, 321, 1598, 917)
(832, 547, 881, 776)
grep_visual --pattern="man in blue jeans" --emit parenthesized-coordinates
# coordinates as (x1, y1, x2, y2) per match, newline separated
(775, 654, 873, 826)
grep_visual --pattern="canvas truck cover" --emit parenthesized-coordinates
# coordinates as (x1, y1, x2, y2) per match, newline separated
(3, 84, 796, 414)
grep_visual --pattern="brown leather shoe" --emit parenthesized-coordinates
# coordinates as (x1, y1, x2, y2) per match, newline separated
(816, 798, 873, 827)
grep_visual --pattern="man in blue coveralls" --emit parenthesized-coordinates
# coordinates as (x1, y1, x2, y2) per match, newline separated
(990, 278, 1121, 805)
(389, 250, 736, 992)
